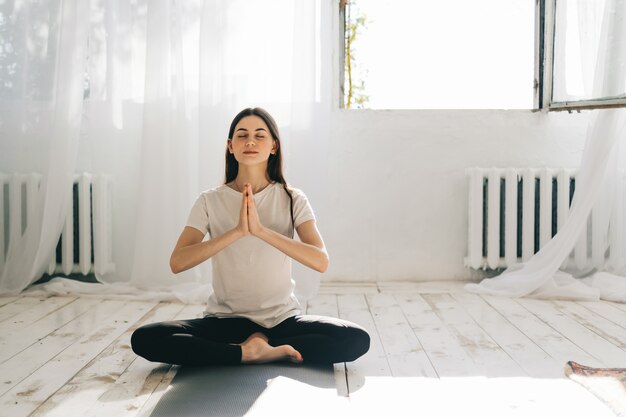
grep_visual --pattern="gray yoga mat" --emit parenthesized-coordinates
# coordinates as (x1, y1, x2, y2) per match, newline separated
(149, 363, 335, 417)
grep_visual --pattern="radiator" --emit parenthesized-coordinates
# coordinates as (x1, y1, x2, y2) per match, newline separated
(0, 173, 114, 277)
(465, 167, 624, 271)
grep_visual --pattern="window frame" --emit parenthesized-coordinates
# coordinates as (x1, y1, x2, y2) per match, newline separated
(339, 0, 347, 108)
(539, 0, 626, 111)
(338, 0, 626, 111)
(338, 1, 541, 110)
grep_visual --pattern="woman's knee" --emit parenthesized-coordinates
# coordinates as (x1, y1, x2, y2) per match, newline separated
(342, 326, 370, 362)
(130, 324, 159, 358)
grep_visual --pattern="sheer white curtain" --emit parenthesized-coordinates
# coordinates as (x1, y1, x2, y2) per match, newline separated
(2, 0, 331, 302)
(0, 0, 90, 293)
(467, 0, 626, 302)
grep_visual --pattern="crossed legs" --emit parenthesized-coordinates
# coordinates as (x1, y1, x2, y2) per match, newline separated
(130, 314, 370, 366)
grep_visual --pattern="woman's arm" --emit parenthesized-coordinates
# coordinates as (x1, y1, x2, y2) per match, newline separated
(245, 184, 329, 273)
(169, 227, 244, 274)
(170, 190, 250, 274)
(256, 220, 329, 273)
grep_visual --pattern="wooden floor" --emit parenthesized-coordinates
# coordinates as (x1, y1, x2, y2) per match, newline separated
(1, 281, 625, 416)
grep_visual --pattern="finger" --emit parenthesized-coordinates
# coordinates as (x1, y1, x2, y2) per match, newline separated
(247, 195, 253, 213)
(241, 192, 247, 214)
(247, 184, 254, 206)
(246, 192, 256, 217)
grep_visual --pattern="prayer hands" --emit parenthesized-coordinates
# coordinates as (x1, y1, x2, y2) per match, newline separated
(237, 184, 249, 236)
(236, 183, 265, 237)
(245, 184, 264, 236)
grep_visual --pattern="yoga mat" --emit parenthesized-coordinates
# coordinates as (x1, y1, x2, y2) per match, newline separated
(149, 363, 337, 417)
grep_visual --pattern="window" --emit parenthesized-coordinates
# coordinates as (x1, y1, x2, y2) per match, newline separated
(340, 0, 535, 110)
(542, 0, 626, 110)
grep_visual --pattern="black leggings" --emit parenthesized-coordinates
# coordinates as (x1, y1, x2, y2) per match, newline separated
(131, 314, 370, 366)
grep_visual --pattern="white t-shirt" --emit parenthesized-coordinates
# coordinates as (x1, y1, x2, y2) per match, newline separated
(186, 182, 316, 328)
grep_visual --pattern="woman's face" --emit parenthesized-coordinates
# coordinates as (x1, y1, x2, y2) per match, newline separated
(228, 115, 277, 166)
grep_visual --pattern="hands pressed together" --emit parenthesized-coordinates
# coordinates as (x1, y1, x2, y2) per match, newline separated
(236, 183, 265, 237)
(170, 181, 328, 274)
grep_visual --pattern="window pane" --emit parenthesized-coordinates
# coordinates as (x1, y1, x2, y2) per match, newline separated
(343, 0, 534, 109)
(552, 0, 626, 103)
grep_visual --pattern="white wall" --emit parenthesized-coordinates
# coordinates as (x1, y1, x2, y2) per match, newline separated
(289, 109, 593, 284)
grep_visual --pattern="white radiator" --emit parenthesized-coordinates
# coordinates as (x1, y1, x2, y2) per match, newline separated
(465, 167, 624, 271)
(0, 173, 114, 277)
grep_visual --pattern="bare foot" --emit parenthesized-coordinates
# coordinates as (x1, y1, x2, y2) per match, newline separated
(239, 332, 303, 364)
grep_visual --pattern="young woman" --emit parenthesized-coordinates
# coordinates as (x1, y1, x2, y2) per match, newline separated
(131, 107, 370, 366)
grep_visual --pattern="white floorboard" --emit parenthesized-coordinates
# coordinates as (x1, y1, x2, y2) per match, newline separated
(366, 293, 437, 378)
(2, 301, 157, 417)
(0, 298, 93, 364)
(30, 302, 189, 417)
(552, 300, 626, 349)
(518, 298, 626, 367)
(451, 292, 563, 378)
(396, 293, 479, 377)
(0, 296, 78, 335)
(0, 296, 39, 322)
(578, 301, 626, 329)
(423, 293, 526, 377)
(609, 300, 626, 313)
(0, 295, 21, 308)
(482, 295, 605, 368)
(0, 282, 623, 417)
(0, 299, 127, 397)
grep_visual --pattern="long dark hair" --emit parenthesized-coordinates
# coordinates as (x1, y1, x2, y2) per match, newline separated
(225, 107, 295, 235)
